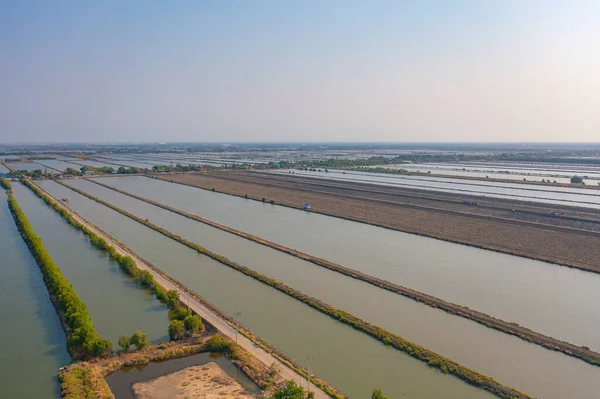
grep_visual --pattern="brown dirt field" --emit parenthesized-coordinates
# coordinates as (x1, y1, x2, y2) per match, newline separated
(155, 171, 600, 273)
(132, 363, 254, 399)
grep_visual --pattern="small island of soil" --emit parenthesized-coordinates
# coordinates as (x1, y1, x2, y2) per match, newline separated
(132, 362, 255, 399)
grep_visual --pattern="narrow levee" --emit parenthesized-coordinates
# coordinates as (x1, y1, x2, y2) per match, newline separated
(33, 181, 496, 399)
(11, 183, 170, 347)
(0, 189, 70, 399)
(98, 175, 600, 351)
(49, 178, 600, 398)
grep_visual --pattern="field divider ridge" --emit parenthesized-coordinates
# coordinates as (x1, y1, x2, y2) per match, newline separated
(32, 179, 342, 399)
(85, 177, 600, 368)
(160, 172, 600, 274)
(54, 178, 533, 399)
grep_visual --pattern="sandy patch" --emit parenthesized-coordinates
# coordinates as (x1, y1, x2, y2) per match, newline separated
(133, 362, 255, 399)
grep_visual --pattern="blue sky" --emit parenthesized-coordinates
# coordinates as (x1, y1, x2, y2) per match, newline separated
(1, 1, 599, 143)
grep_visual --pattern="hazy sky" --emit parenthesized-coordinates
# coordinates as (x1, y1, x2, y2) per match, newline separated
(1, 1, 599, 143)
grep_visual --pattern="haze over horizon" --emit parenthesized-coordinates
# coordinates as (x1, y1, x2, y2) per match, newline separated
(1, 1, 599, 144)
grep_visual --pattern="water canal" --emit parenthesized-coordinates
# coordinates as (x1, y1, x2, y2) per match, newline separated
(34, 180, 494, 399)
(0, 189, 69, 398)
(96, 176, 600, 351)
(11, 183, 170, 347)
(43, 178, 600, 399)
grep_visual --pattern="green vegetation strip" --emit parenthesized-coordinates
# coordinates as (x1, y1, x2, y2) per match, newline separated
(88, 178, 600, 367)
(22, 180, 207, 346)
(23, 181, 282, 397)
(56, 180, 531, 399)
(59, 334, 276, 399)
(34, 180, 344, 399)
(0, 160, 14, 172)
(5, 181, 111, 359)
(22, 178, 181, 304)
(0, 177, 12, 190)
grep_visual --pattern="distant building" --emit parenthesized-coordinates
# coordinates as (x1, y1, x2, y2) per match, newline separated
(84, 170, 96, 176)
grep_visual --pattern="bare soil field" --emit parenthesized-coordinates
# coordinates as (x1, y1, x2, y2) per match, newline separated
(155, 171, 600, 273)
(133, 363, 254, 399)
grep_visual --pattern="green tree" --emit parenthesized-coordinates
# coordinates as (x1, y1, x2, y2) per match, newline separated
(184, 315, 204, 335)
(89, 338, 112, 357)
(165, 289, 179, 309)
(205, 335, 231, 353)
(138, 270, 155, 288)
(118, 334, 131, 351)
(168, 320, 185, 341)
(371, 389, 389, 399)
(64, 167, 80, 176)
(130, 330, 150, 350)
(270, 380, 306, 399)
(169, 306, 191, 321)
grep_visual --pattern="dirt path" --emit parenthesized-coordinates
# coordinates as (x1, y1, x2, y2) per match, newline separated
(33, 182, 331, 399)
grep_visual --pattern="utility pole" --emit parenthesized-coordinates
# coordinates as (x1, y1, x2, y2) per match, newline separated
(305, 353, 313, 396)
(234, 310, 242, 344)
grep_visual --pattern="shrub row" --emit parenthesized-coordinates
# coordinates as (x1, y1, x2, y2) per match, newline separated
(27, 180, 212, 351)
(22, 179, 182, 314)
(88, 178, 600, 368)
(54, 180, 346, 399)
(6, 184, 110, 359)
(56, 180, 530, 399)
(0, 177, 12, 191)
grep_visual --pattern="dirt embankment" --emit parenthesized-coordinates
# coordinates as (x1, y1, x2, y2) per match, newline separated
(133, 363, 254, 399)
(155, 172, 600, 274)
(87, 178, 600, 368)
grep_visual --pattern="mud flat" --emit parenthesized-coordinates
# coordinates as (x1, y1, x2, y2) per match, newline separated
(132, 363, 254, 399)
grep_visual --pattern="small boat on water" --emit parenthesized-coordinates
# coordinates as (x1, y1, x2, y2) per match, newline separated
(61, 197, 69, 201)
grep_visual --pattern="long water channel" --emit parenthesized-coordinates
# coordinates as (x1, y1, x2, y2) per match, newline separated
(34, 180, 494, 399)
(11, 183, 170, 347)
(0, 189, 69, 398)
(96, 176, 600, 352)
(41, 178, 600, 399)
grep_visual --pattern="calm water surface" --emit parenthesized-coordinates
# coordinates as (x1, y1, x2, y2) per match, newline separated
(97, 176, 600, 351)
(35, 181, 493, 399)
(0, 189, 69, 398)
(47, 179, 600, 399)
(6, 162, 45, 172)
(12, 184, 170, 347)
